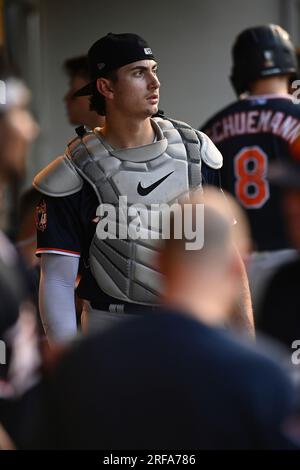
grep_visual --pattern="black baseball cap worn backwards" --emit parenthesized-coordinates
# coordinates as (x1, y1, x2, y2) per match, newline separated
(74, 32, 155, 97)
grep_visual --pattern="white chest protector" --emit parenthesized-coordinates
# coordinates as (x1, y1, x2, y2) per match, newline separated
(34, 118, 222, 305)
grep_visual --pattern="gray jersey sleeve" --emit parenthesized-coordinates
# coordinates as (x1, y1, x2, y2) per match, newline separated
(39, 254, 79, 343)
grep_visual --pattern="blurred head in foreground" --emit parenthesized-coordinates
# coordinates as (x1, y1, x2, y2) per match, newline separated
(159, 187, 250, 326)
(39, 191, 295, 451)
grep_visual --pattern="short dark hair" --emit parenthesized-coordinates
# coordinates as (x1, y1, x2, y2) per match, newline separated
(64, 55, 89, 81)
(89, 69, 118, 116)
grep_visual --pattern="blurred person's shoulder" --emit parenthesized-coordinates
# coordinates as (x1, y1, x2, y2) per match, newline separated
(50, 307, 294, 380)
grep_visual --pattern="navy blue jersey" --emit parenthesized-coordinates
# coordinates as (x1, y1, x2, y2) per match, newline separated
(201, 95, 300, 251)
(36, 169, 218, 305)
(35, 181, 111, 305)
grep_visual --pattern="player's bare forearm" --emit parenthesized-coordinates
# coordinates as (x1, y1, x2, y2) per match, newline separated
(228, 249, 255, 338)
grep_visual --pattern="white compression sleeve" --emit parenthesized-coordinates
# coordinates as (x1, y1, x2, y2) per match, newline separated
(39, 254, 79, 343)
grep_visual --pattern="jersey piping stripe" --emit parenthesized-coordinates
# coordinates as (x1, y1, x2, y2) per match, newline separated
(36, 248, 81, 257)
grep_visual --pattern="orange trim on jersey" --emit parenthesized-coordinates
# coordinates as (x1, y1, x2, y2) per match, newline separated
(36, 247, 81, 255)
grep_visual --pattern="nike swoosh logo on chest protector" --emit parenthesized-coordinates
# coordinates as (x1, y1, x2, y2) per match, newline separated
(137, 171, 174, 196)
